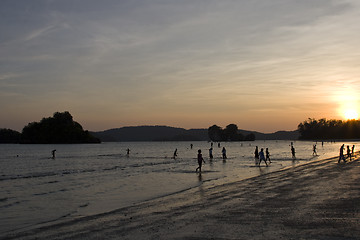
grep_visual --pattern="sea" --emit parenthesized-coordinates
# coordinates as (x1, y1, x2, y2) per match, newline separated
(0, 140, 358, 236)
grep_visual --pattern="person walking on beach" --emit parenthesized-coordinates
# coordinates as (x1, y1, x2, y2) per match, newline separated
(222, 147, 227, 160)
(258, 148, 268, 166)
(352, 145, 355, 156)
(291, 145, 296, 159)
(346, 145, 352, 161)
(338, 144, 346, 163)
(266, 148, 271, 163)
(196, 149, 205, 172)
(209, 147, 213, 160)
(313, 144, 317, 156)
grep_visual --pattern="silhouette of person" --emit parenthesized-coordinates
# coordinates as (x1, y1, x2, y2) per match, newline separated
(352, 145, 355, 155)
(218, 142, 221, 148)
(338, 144, 346, 163)
(126, 148, 130, 156)
(254, 146, 259, 159)
(347, 145, 352, 161)
(222, 147, 227, 159)
(258, 148, 267, 166)
(266, 148, 271, 163)
(51, 149, 56, 159)
(313, 144, 317, 156)
(209, 147, 213, 160)
(291, 146, 296, 159)
(173, 148, 178, 159)
(190, 144, 193, 149)
(196, 149, 205, 172)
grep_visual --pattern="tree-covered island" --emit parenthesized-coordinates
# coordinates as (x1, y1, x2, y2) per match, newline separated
(0, 111, 100, 144)
(208, 124, 256, 142)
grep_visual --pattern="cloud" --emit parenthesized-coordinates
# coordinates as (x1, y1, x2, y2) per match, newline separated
(1, 0, 360, 131)
(24, 25, 56, 41)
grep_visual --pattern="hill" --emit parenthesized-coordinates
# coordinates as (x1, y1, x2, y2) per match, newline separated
(92, 126, 299, 142)
(92, 126, 208, 141)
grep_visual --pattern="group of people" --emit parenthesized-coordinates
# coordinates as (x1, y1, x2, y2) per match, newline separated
(338, 144, 355, 163)
(122, 142, 357, 174)
(197, 146, 227, 172)
(208, 146, 227, 160)
(254, 146, 271, 166)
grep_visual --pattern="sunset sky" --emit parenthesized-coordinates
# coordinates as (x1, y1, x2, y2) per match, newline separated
(1, 0, 360, 133)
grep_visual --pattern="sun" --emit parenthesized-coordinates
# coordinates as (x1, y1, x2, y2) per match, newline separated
(344, 109, 359, 120)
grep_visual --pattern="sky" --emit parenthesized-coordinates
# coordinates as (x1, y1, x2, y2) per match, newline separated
(1, 0, 360, 133)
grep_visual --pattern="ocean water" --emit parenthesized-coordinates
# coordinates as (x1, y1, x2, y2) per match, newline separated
(0, 140, 358, 236)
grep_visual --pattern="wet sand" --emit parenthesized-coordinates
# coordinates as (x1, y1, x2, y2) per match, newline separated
(4, 154, 360, 240)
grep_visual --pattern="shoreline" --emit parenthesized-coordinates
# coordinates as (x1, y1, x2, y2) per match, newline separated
(3, 153, 360, 239)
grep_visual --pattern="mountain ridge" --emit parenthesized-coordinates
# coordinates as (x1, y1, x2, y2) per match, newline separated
(91, 125, 299, 142)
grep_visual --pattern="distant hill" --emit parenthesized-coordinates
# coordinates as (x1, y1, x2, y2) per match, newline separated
(92, 126, 208, 141)
(238, 129, 300, 141)
(92, 126, 299, 142)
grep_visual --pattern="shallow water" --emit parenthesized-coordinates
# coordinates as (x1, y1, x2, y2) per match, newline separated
(0, 140, 358, 235)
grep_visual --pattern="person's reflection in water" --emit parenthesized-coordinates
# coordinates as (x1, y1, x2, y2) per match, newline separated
(198, 172, 203, 182)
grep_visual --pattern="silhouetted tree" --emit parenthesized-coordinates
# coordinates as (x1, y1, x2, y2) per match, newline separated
(298, 118, 360, 140)
(208, 124, 255, 141)
(0, 128, 21, 143)
(225, 124, 238, 141)
(208, 125, 223, 141)
(21, 111, 101, 144)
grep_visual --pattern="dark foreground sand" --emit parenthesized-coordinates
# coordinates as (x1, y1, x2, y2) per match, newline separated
(4, 154, 360, 240)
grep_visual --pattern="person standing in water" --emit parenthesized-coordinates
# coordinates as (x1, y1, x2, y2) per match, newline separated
(209, 147, 213, 160)
(291, 145, 296, 159)
(265, 148, 271, 163)
(254, 146, 259, 165)
(51, 149, 56, 159)
(222, 147, 227, 160)
(126, 148, 130, 156)
(254, 146, 259, 159)
(258, 148, 267, 166)
(173, 148, 178, 159)
(196, 149, 205, 172)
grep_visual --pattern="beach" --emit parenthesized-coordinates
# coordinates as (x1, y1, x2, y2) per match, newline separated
(4, 152, 360, 240)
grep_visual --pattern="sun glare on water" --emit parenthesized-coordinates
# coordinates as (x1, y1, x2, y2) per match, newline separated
(344, 109, 359, 120)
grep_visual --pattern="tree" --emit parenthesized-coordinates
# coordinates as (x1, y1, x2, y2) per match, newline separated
(208, 124, 255, 141)
(224, 124, 238, 141)
(298, 118, 360, 140)
(208, 125, 223, 142)
(0, 128, 21, 143)
(21, 111, 101, 144)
